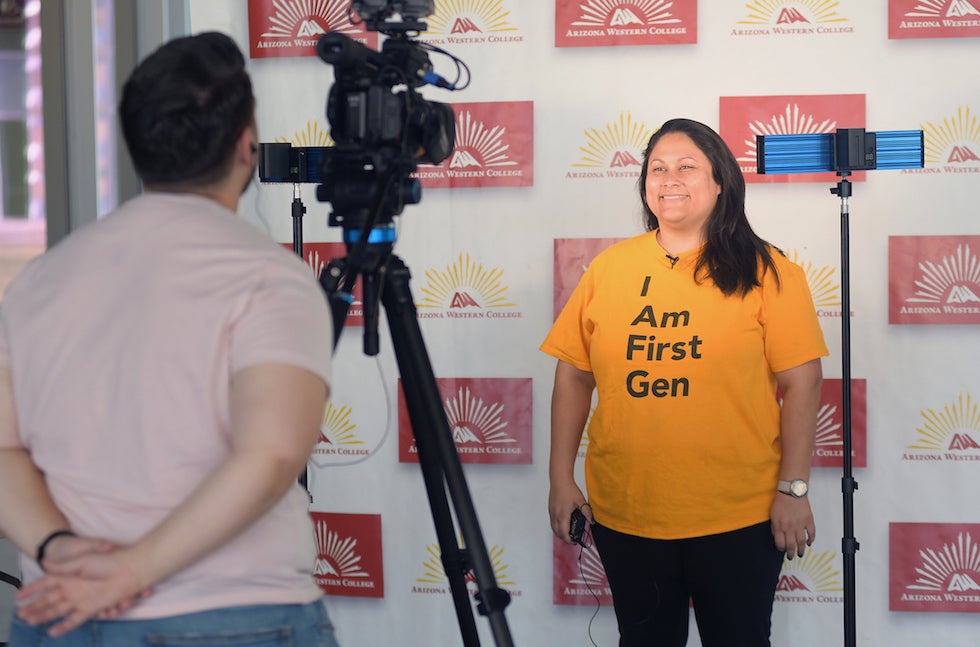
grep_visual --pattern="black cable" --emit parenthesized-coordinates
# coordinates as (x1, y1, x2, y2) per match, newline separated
(574, 531, 601, 647)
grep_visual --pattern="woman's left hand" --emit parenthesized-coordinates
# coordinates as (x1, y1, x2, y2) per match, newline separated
(770, 494, 815, 559)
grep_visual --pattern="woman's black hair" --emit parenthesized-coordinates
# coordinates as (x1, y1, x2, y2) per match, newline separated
(637, 118, 780, 296)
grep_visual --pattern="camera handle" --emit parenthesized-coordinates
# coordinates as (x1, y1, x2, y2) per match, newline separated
(318, 229, 515, 647)
(830, 172, 860, 647)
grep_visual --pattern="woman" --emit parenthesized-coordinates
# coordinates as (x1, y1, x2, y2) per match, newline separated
(542, 118, 827, 646)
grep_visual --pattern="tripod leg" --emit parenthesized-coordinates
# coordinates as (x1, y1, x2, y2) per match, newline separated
(380, 255, 514, 647)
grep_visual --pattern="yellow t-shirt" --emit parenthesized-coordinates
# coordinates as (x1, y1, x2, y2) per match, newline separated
(540, 231, 828, 539)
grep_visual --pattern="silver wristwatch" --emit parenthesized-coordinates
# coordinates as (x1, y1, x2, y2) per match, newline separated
(777, 479, 809, 498)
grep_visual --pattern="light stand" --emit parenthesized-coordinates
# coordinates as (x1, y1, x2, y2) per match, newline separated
(287, 184, 308, 489)
(830, 172, 859, 647)
(256, 143, 324, 492)
(757, 127, 924, 647)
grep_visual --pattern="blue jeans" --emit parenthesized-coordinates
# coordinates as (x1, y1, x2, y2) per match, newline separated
(9, 598, 339, 646)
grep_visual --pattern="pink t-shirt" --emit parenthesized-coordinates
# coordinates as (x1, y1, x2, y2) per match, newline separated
(0, 193, 333, 618)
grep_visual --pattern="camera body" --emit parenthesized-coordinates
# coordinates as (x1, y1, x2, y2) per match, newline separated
(319, 34, 454, 166)
(314, 16, 455, 230)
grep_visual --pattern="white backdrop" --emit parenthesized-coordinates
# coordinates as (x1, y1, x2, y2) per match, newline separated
(189, 2, 980, 645)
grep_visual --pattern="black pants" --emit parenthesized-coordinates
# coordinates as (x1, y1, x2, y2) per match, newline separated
(591, 521, 784, 647)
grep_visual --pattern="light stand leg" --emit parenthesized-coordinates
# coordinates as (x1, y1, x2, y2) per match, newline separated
(831, 175, 860, 647)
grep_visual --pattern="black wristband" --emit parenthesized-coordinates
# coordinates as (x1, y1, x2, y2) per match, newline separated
(35, 529, 75, 564)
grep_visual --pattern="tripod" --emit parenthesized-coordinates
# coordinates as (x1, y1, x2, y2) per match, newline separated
(316, 177, 514, 647)
(830, 173, 860, 647)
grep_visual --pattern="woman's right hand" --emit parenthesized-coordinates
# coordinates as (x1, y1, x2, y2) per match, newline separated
(548, 480, 592, 544)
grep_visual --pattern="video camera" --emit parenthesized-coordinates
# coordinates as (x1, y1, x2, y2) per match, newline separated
(314, 1, 463, 233)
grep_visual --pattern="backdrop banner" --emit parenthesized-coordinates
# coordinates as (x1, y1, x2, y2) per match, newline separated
(191, 2, 980, 645)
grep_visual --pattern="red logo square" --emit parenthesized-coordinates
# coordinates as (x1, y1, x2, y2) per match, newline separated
(310, 512, 384, 598)
(889, 235, 980, 324)
(247, 0, 378, 59)
(555, 0, 698, 47)
(398, 377, 533, 464)
(890, 522, 980, 612)
(553, 536, 612, 606)
(812, 379, 867, 468)
(416, 101, 534, 189)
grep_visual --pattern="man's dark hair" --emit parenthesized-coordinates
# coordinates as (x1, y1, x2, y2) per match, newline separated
(119, 32, 255, 188)
(637, 118, 780, 296)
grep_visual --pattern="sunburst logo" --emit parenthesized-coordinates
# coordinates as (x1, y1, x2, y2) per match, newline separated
(904, 244, 980, 306)
(566, 545, 606, 588)
(737, 104, 839, 168)
(566, 112, 654, 180)
(571, 0, 682, 27)
(275, 120, 333, 147)
(775, 550, 843, 603)
(316, 401, 367, 447)
(904, 393, 980, 459)
(447, 110, 518, 170)
(735, 0, 851, 33)
(814, 402, 843, 451)
(788, 250, 842, 316)
(412, 542, 517, 593)
(420, 0, 522, 43)
(310, 513, 383, 598)
(919, 106, 980, 169)
(416, 253, 517, 313)
(313, 520, 370, 580)
(445, 386, 515, 445)
(248, 0, 373, 58)
(302, 248, 328, 279)
(907, 532, 980, 595)
(556, 0, 696, 47)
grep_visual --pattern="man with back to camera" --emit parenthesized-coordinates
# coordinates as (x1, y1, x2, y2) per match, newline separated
(0, 32, 342, 645)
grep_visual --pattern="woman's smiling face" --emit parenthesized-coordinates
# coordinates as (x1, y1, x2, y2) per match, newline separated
(644, 131, 722, 235)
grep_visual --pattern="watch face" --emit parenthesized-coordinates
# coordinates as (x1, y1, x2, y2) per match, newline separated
(790, 480, 808, 497)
